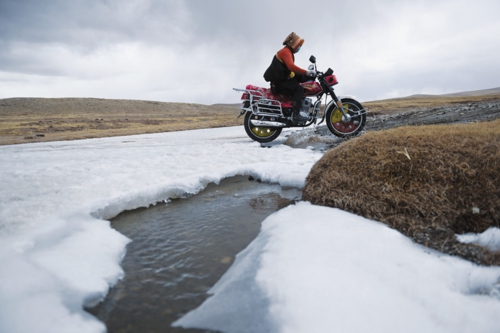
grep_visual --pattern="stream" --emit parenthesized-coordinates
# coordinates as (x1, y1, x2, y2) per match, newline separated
(86, 176, 302, 332)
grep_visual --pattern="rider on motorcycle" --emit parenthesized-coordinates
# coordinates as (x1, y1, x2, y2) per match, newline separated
(263, 32, 316, 123)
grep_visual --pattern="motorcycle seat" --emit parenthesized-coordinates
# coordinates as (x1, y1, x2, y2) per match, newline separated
(245, 84, 292, 103)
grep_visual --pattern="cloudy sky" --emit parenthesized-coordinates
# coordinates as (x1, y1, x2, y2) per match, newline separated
(1, 0, 499, 104)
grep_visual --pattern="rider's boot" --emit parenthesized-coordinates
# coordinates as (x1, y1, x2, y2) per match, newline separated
(292, 101, 309, 123)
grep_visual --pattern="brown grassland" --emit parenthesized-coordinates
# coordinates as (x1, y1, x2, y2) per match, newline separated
(0, 98, 242, 145)
(303, 119, 500, 265)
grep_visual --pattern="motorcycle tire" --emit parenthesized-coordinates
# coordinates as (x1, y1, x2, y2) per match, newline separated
(243, 111, 283, 143)
(326, 98, 366, 138)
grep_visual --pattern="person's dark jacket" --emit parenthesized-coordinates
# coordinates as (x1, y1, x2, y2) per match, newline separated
(264, 46, 306, 83)
(264, 53, 291, 82)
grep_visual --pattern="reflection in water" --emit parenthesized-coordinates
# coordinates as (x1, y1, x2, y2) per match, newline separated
(87, 176, 301, 333)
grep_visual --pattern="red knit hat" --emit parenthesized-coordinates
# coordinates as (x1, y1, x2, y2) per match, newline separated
(283, 32, 304, 52)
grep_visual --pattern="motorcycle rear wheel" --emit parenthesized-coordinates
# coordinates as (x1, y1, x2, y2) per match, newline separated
(326, 98, 366, 138)
(244, 111, 283, 143)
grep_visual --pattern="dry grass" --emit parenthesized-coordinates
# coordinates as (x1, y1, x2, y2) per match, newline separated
(0, 98, 242, 145)
(303, 119, 500, 265)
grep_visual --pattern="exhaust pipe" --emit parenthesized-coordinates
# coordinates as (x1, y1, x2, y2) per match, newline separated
(250, 119, 287, 127)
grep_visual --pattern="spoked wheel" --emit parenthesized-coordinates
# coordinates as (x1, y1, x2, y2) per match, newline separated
(244, 111, 283, 143)
(326, 98, 367, 137)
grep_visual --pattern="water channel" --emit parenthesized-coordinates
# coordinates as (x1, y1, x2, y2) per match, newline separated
(86, 176, 302, 332)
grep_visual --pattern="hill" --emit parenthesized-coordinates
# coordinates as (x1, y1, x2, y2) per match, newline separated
(0, 98, 242, 145)
(408, 87, 500, 98)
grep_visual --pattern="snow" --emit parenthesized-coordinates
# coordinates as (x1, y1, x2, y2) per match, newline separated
(1, 126, 499, 333)
(175, 204, 500, 333)
(457, 228, 500, 252)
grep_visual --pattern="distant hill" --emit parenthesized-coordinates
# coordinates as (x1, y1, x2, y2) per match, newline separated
(0, 97, 242, 145)
(363, 87, 500, 115)
(407, 87, 500, 98)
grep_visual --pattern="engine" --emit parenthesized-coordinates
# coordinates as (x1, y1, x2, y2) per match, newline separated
(301, 98, 313, 113)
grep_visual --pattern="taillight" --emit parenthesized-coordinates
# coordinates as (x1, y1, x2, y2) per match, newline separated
(241, 93, 249, 100)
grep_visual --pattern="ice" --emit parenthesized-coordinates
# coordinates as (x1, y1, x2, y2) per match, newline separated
(1, 126, 500, 333)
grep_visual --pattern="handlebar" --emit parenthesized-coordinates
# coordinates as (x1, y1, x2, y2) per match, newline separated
(308, 55, 334, 77)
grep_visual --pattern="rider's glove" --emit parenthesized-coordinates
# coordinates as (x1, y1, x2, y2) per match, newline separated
(306, 70, 317, 78)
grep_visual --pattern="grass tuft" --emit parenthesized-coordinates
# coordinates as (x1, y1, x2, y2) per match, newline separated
(303, 119, 500, 265)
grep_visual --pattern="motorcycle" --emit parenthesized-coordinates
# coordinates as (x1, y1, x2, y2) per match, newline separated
(233, 55, 367, 143)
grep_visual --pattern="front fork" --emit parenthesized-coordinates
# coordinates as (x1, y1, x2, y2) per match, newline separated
(327, 86, 348, 118)
(327, 86, 355, 125)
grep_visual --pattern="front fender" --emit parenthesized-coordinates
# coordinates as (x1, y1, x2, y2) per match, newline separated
(338, 95, 357, 100)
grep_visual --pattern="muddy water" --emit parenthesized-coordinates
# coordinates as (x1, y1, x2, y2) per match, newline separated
(87, 176, 301, 333)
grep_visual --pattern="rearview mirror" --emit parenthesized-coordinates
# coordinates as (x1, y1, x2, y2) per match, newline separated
(309, 55, 316, 64)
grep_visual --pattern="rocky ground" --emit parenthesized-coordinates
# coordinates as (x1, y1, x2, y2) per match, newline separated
(365, 99, 500, 131)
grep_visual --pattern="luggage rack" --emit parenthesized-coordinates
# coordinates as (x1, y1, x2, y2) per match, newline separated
(233, 87, 285, 117)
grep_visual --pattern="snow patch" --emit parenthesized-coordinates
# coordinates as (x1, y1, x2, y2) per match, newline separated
(175, 203, 500, 333)
(457, 227, 500, 252)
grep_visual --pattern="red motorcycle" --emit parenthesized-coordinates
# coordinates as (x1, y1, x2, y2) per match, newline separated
(234, 55, 367, 143)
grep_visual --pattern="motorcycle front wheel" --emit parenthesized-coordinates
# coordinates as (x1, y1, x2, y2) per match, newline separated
(326, 98, 366, 137)
(244, 111, 283, 143)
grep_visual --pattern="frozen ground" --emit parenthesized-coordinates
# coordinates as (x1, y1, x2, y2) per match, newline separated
(0, 126, 499, 333)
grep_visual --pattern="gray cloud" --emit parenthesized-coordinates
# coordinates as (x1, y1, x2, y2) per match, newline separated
(1, 0, 499, 103)
(0, 0, 189, 47)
